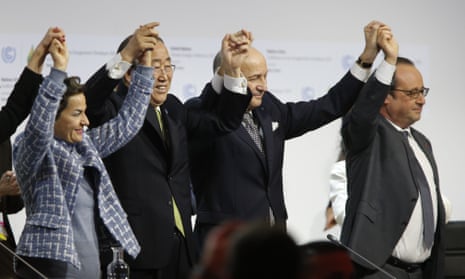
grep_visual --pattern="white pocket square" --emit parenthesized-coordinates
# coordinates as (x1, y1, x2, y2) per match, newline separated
(272, 121, 279, 131)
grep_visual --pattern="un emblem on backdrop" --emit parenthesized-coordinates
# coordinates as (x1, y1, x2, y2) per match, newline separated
(301, 86, 315, 100)
(183, 84, 197, 100)
(2, 46, 16, 64)
(341, 55, 354, 71)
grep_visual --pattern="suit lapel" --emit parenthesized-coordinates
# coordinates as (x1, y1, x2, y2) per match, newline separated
(143, 106, 171, 170)
(411, 129, 440, 189)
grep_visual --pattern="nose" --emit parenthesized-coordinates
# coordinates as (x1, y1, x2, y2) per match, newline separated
(155, 67, 170, 78)
(416, 93, 426, 105)
(156, 72, 167, 81)
(81, 113, 90, 127)
(257, 78, 267, 92)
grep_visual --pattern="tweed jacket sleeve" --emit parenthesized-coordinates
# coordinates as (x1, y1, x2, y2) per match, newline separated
(87, 65, 154, 158)
(13, 68, 67, 180)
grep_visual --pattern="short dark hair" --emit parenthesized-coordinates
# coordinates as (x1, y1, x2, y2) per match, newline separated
(116, 34, 165, 53)
(56, 76, 85, 119)
(391, 56, 415, 89)
(227, 223, 301, 279)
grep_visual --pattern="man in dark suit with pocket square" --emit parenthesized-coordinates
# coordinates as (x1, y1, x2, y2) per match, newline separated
(186, 21, 386, 250)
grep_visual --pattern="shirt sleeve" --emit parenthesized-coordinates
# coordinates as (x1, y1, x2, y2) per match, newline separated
(223, 75, 247, 95)
(375, 60, 396, 86)
(106, 53, 132, 79)
(350, 63, 372, 82)
(329, 160, 348, 225)
(211, 70, 247, 95)
(211, 70, 224, 94)
(441, 194, 453, 223)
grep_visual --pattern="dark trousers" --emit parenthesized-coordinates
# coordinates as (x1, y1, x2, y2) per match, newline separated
(0, 240, 17, 279)
(354, 260, 423, 279)
(15, 256, 67, 279)
(131, 229, 192, 279)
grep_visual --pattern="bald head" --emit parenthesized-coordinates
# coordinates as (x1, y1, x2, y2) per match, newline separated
(241, 47, 266, 74)
(212, 46, 266, 74)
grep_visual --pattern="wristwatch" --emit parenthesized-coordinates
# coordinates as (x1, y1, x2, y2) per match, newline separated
(356, 57, 373, 69)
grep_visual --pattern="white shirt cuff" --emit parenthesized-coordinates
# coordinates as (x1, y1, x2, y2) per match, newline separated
(211, 70, 224, 94)
(224, 74, 247, 95)
(375, 60, 396, 86)
(350, 63, 372, 82)
(106, 53, 132, 79)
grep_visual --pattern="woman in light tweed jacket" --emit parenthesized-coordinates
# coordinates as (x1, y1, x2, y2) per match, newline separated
(12, 28, 156, 278)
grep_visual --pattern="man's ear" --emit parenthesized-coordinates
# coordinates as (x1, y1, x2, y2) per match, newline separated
(384, 93, 394, 105)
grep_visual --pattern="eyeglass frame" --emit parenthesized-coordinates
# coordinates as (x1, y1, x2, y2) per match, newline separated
(153, 64, 176, 75)
(390, 87, 429, 99)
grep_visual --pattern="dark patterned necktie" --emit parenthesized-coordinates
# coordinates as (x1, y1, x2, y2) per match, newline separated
(242, 112, 263, 153)
(401, 131, 434, 248)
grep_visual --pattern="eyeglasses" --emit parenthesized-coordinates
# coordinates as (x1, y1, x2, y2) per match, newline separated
(154, 64, 176, 75)
(391, 87, 429, 99)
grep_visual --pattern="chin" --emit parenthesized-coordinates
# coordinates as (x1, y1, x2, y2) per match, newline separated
(73, 136, 84, 143)
(152, 95, 168, 106)
(251, 100, 262, 109)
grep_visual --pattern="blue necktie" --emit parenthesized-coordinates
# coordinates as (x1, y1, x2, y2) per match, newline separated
(401, 131, 435, 248)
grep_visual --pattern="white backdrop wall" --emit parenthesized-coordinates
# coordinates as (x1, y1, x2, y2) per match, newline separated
(1, 0, 464, 244)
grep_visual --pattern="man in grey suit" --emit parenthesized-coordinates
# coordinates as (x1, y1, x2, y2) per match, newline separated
(341, 24, 447, 278)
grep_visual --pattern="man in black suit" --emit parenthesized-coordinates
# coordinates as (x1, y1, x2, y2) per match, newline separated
(0, 27, 66, 279)
(186, 21, 385, 249)
(84, 23, 252, 279)
(341, 25, 446, 278)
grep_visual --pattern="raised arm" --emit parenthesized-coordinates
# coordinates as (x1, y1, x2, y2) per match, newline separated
(186, 30, 252, 137)
(88, 46, 155, 158)
(85, 22, 159, 127)
(13, 37, 69, 177)
(343, 24, 399, 153)
(218, 29, 253, 78)
(0, 27, 65, 141)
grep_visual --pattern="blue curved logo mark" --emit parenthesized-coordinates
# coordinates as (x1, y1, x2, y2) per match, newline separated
(183, 84, 197, 100)
(341, 55, 354, 71)
(2, 46, 16, 64)
(301, 86, 315, 100)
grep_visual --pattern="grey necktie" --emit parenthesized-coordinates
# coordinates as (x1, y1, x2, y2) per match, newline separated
(242, 112, 263, 153)
(401, 131, 435, 248)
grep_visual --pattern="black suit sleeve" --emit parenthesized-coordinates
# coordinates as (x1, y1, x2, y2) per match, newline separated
(84, 65, 122, 128)
(342, 74, 390, 154)
(185, 82, 251, 138)
(0, 67, 42, 142)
